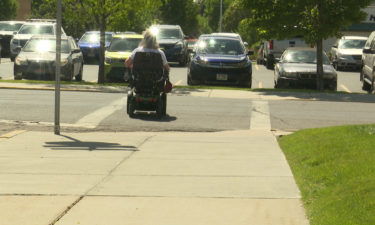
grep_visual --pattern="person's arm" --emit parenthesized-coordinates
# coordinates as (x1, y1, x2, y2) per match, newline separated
(125, 57, 133, 69)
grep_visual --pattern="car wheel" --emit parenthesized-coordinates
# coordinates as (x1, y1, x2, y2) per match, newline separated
(14, 75, 22, 80)
(75, 64, 83, 81)
(274, 78, 284, 89)
(10, 56, 15, 62)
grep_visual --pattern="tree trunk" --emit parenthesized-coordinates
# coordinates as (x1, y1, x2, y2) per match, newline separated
(316, 38, 324, 90)
(97, 0, 106, 84)
(97, 16, 106, 84)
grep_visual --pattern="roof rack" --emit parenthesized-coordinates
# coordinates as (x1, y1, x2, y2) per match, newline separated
(26, 19, 56, 23)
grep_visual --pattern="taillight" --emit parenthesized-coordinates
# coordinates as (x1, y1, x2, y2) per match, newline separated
(269, 40, 273, 50)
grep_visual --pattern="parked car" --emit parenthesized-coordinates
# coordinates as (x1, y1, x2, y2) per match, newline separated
(274, 47, 337, 90)
(104, 33, 143, 82)
(0, 21, 24, 57)
(330, 36, 367, 71)
(262, 37, 309, 69)
(361, 31, 375, 93)
(187, 33, 252, 87)
(149, 24, 189, 66)
(78, 31, 114, 62)
(10, 19, 65, 61)
(14, 35, 83, 81)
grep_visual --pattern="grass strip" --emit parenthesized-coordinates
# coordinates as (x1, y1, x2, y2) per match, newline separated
(278, 124, 375, 225)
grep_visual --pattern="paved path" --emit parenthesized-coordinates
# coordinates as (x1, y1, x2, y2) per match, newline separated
(0, 127, 309, 225)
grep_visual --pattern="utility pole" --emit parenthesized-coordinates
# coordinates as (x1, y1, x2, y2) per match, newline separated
(219, 0, 223, 32)
(54, 0, 62, 135)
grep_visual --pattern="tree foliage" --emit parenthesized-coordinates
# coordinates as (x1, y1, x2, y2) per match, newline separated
(0, 0, 18, 20)
(241, 0, 372, 89)
(159, 0, 200, 36)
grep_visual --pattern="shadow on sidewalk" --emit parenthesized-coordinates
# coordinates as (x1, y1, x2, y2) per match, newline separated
(44, 135, 138, 151)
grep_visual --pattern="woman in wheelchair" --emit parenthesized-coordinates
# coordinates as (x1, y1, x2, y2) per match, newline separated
(125, 29, 171, 118)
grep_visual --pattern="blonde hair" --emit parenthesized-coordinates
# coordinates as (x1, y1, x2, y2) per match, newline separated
(140, 29, 159, 49)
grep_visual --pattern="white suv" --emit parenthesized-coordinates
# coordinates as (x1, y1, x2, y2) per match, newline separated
(10, 19, 66, 61)
(361, 32, 375, 93)
(330, 36, 367, 71)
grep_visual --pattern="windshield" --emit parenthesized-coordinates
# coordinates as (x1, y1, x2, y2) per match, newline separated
(156, 28, 182, 40)
(23, 39, 70, 53)
(80, 33, 112, 43)
(0, 22, 23, 31)
(197, 38, 245, 55)
(282, 50, 330, 64)
(339, 39, 366, 49)
(108, 38, 141, 52)
(18, 24, 54, 35)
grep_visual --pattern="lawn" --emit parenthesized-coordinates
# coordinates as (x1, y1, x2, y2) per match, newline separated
(278, 124, 375, 225)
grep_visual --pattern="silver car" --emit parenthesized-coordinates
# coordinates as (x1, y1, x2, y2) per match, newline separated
(14, 35, 83, 81)
(330, 36, 367, 71)
(274, 47, 337, 90)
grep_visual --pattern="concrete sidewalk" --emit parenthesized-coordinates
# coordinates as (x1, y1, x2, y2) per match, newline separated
(0, 130, 309, 225)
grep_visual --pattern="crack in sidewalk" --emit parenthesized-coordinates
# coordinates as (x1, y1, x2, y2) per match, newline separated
(48, 134, 155, 225)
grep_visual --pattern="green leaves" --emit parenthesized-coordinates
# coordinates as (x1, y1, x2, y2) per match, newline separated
(0, 0, 18, 20)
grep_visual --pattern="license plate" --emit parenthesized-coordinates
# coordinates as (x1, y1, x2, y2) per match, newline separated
(216, 73, 228, 81)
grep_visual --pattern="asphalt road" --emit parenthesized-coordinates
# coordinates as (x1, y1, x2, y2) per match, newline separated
(1, 89, 374, 135)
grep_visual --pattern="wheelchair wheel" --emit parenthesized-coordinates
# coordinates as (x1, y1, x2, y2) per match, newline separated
(156, 95, 165, 119)
(127, 95, 135, 118)
(162, 93, 167, 116)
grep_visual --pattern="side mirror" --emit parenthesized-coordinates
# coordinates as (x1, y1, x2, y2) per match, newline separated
(13, 31, 17, 35)
(332, 45, 338, 48)
(363, 48, 372, 54)
(243, 42, 249, 48)
(274, 58, 280, 63)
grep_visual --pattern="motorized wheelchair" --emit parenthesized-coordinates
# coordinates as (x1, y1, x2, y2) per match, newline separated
(126, 51, 169, 118)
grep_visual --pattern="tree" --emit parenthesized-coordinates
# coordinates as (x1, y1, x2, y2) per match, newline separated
(242, 0, 372, 90)
(201, 0, 231, 32)
(159, 0, 200, 36)
(0, 0, 17, 20)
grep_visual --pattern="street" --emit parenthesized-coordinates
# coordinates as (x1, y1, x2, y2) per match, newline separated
(0, 58, 368, 93)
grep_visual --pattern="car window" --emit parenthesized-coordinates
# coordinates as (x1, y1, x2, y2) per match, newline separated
(108, 38, 141, 52)
(156, 28, 182, 40)
(282, 50, 330, 64)
(18, 25, 54, 35)
(197, 38, 245, 55)
(0, 22, 23, 31)
(68, 37, 78, 49)
(23, 39, 70, 53)
(80, 33, 112, 43)
(338, 39, 366, 49)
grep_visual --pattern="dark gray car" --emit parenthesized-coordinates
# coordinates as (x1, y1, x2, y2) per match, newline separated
(274, 47, 337, 90)
(14, 35, 83, 81)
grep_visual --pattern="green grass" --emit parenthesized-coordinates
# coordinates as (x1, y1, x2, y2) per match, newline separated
(278, 124, 375, 225)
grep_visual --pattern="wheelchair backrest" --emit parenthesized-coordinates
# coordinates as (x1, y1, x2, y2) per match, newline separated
(132, 51, 164, 93)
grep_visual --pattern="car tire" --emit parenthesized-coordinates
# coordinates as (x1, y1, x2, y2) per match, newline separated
(75, 64, 83, 81)
(14, 75, 22, 80)
(10, 56, 15, 62)
(240, 77, 252, 88)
